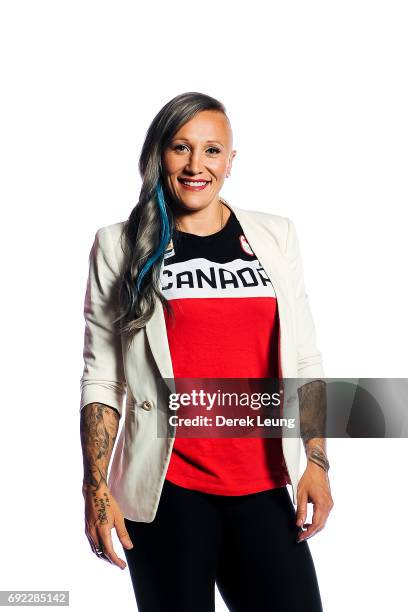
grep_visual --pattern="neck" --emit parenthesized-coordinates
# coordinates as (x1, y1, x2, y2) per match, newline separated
(174, 199, 231, 236)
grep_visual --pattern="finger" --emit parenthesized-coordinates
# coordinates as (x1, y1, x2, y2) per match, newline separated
(298, 509, 325, 541)
(298, 504, 320, 538)
(87, 532, 112, 563)
(306, 507, 324, 537)
(85, 532, 97, 554)
(99, 529, 127, 570)
(296, 491, 308, 527)
(309, 500, 332, 531)
(297, 521, 320, 542)
(86, 525, 102, 553)
(115, 518, 134, 550)
(97, 550, 114, 564)
(297, 522, 312, 542)
(299, 522, 323, 541)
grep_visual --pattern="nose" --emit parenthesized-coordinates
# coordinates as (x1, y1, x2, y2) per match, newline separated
(184, 150, 203, 175)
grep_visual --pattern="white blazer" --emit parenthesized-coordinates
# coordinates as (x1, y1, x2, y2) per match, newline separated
(80, 202, 325, 522)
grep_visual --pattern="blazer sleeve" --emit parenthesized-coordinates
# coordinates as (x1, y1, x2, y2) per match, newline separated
(79, 226, 127, 417)
(285, 217, 325, 379)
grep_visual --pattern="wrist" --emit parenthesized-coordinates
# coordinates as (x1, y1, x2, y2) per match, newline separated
(82, 480, 108, 496)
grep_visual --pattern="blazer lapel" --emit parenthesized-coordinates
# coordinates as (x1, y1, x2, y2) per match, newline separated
(145, 297, 175, 380)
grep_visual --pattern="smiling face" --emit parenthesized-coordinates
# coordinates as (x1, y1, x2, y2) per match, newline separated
(162, 110, 237, 213)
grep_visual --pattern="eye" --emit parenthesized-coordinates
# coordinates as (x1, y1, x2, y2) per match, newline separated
(174, 144, 188, 152)
(207, 147, 221, 155)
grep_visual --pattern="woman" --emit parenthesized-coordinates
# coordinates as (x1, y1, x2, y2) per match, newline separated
(80, 91, 333, 612)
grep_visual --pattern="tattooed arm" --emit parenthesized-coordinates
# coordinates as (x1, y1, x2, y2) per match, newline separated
(296, 379, 333, 542)
(80, 401, 119, 497)
(79, 228, 132, 567)
(298, 379, 330, 472)
(80, 402, 133, 568)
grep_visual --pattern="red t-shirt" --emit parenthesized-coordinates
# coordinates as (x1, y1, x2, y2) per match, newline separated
(160, 209, 289, 495)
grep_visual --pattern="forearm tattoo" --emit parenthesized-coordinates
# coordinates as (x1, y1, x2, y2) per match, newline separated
(306, 442, 330, 472)
(298, 380, 330, 472)
(80, 402, 119, 492)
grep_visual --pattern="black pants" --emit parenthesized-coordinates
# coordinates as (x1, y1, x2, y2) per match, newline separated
(123, 479, 323, 612)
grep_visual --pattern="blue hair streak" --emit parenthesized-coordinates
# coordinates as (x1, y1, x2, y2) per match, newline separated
(136, 181, 171, 292)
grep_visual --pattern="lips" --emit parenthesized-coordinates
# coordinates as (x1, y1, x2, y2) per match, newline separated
(177, 177, 211, 192)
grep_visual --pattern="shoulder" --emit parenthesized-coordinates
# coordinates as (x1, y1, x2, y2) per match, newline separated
(231, 204, 292, 251)
(96, 220, 126, 241)
(92, 221, 127, 269)
(237, 206, 289, 228)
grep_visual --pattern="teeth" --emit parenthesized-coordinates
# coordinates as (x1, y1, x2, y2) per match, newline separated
(180, 180, 208, 187)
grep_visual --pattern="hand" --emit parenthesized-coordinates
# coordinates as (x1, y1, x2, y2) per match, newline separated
(83, 483, 134, 569)
(295, 461, 334, 543)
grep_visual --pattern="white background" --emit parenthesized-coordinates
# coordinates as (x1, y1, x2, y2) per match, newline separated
(1, 1, 407, 610)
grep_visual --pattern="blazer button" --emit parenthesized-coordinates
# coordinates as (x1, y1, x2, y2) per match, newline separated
(142, 400, 152, 411)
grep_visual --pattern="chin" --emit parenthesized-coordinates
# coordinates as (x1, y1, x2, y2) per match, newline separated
(178, 199, 203, 210)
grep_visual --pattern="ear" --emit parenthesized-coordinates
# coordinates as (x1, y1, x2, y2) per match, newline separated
(226, 149, 237, 176)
